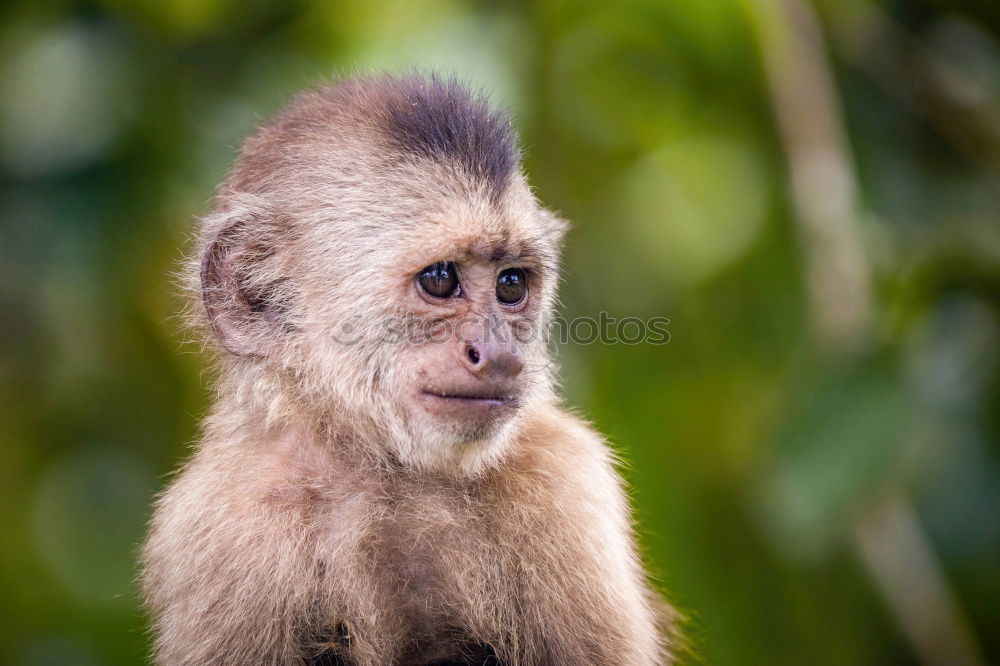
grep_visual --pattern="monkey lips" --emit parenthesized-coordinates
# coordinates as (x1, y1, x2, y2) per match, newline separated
(418, 385, 521, 423)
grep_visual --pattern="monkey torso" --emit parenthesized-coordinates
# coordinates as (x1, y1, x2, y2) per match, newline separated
(142, 402, 668, 666)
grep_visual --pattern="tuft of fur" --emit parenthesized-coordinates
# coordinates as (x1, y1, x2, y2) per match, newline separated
(142, 74, 676, 665)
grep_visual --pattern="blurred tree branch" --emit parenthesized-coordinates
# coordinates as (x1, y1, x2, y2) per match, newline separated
(746, 0, 871, 353)
(745, 0, 984, 664)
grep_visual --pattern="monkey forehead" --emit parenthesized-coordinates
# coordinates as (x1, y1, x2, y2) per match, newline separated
(378, 186, 557, 271)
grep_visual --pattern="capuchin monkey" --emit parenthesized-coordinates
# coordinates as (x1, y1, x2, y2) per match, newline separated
(141, 74, 675, 666)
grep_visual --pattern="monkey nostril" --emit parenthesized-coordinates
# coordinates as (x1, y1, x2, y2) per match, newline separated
(466, 345, 481, 365)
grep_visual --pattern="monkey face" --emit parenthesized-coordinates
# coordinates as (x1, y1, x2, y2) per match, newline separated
(374, 216, 561, 475)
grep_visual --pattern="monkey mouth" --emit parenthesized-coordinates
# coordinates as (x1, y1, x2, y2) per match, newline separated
(420, 389, 519, 407)
(419, 387, 522, 424)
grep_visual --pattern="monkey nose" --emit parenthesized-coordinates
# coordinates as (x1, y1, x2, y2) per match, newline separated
(463, 340, 525, 379)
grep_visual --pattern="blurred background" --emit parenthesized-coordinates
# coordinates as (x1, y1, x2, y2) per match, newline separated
(1, 0, 999, 663)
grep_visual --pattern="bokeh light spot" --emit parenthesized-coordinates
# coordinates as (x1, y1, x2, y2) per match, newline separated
(620, 134, 769, 284)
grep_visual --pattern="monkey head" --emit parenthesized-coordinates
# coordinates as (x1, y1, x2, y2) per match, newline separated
(192, 75, 567, 475)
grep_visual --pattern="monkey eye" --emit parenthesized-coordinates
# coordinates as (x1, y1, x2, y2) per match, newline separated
(496, 268, 527, 305)
(417, 262, 459, 299)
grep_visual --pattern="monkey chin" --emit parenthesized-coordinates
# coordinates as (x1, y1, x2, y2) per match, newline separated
(396, 394, 524, 476)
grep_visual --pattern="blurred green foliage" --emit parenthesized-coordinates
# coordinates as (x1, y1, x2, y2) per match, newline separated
(1, 0, 999, 664)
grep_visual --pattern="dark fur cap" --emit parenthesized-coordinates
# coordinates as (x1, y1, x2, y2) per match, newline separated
(380, 74, 521, 199)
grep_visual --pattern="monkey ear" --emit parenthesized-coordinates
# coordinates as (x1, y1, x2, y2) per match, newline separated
(538, 207, 570, 243)
(199, 206, 290, 357)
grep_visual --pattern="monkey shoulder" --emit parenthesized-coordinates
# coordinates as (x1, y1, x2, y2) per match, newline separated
(507, 402, 628, 504)
(473, 402, 636, 557)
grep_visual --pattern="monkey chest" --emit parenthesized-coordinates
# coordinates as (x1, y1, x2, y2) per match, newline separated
(316, 502, 505, 664)
(373, 512, 485, 625)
